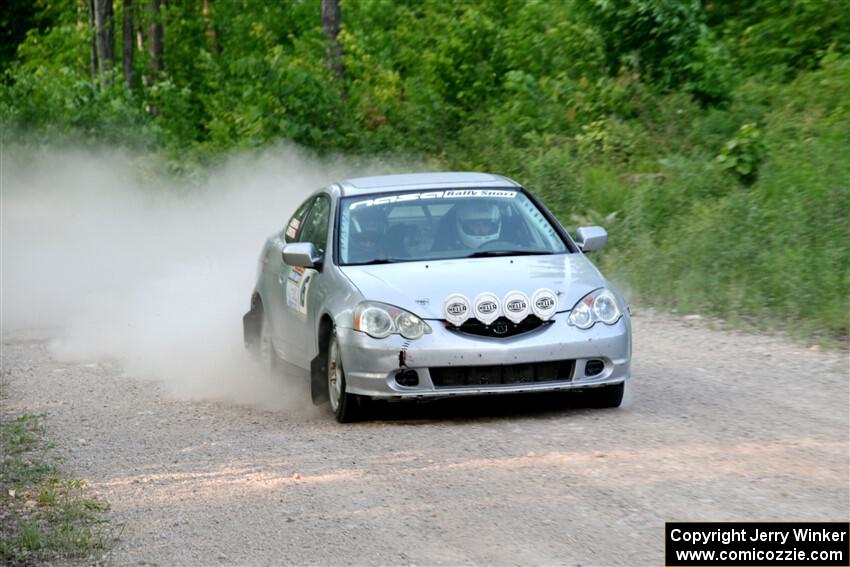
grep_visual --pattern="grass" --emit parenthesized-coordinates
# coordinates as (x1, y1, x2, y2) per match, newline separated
(447, 57, 850, 344)
(0, 413, 114, 565)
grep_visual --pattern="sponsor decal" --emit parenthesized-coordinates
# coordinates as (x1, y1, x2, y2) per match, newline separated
(531, 288, 558, 321)
(443, 293, 471, 327)
(285, 218, 301, 239)
(349, 190, 517, 210)
(286, 279, 299, 309)
(287, 265, 304, 283)
(285, 266, 313, 318)
(472, 292, 501, 325)
(502, 290, 530, 324)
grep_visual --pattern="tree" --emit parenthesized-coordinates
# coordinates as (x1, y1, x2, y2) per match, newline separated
(575, 0, 705, 89)
(88, 0, 97, 80)
(147, 0, 163, 76)
(122, 0, 134, 91)
(93, 0, 115, 81)
(0, 0, 38, 72)
(321, 0, 346, 100)
(202, 0, 219, 54)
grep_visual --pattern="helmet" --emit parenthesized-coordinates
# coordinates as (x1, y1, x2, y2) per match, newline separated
(455, 202, 502, 248)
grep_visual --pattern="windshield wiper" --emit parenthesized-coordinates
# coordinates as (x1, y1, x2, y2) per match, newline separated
(465, 250, 553, 258)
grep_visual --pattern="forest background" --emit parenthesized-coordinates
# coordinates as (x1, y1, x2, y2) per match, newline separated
(2, 0, 848, 339)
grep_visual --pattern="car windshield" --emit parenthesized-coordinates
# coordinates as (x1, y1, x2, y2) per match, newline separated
(338, 189, 568, 265)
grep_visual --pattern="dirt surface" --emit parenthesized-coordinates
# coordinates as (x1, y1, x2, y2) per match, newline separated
(2, 310, 848, 566)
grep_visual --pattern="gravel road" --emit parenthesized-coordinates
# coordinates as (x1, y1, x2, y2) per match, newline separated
(2, 310, 848, 566)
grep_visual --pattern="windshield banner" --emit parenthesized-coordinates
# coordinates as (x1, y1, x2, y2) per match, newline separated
(349, 190, 517, 210)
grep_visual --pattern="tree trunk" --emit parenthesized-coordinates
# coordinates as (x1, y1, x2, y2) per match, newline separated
(93, 0, 115, 81)
(136, 17, 148, 92)
(202, 0, 219, 54)
(147, 0, 163, 76)
(122, 0, 134, 91)
(321, 0, 346, 101)
(88, 0, 98, 81)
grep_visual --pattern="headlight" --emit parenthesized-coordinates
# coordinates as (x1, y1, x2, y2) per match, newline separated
(354, 302, 431, 340)
(358, 306, 394, 338)
(396, 311, 427, 340)
(567, 288, 623, 329)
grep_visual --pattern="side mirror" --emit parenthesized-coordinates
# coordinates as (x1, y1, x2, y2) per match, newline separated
(283, 242, 322, 269)
(575, 226, 608, 252)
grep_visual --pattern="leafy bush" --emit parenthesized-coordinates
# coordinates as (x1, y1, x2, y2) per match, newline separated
(597, 58, 850, 338)
(1, 0, 847, 337)
(715, 122, 764, 183)
(708, 0, 850, 77)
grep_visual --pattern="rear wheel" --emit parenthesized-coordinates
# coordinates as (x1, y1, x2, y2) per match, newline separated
(327, 333, 365, 423)
(583, 382, 624, 408)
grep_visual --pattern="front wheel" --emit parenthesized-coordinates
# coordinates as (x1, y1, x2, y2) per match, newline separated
(582, 382, 625, 408)
(327, 333, 365, 423)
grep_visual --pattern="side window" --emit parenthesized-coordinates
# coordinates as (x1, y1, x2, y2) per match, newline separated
(298, 194, 331, 255)
(284, 197, 315, 243)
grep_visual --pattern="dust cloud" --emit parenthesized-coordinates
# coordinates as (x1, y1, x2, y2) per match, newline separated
(1, 144, 384, 413)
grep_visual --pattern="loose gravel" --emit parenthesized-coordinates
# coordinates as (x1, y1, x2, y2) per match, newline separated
(2, 310, 848, 566)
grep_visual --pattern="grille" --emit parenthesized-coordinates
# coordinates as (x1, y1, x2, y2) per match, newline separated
(449, 315, 550, 338)
(430, 360, 574, 388)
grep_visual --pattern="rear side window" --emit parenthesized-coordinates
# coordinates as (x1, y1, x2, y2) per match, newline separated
(298, 194, 332, 255)
(284, 197, 315, 243)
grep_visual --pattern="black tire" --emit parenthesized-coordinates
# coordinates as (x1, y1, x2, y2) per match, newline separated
(583, 382, 625, 408)
(326, 332, 367, 423)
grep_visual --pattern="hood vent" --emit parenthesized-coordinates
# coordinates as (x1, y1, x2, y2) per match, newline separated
(448, 315, 550, 338)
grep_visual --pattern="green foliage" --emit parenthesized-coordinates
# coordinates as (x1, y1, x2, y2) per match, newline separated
(0, 67, 151, 145)
(575, 1, 706, 87)
(595, 59, 850, 338)
(708, 0, 850, 77)
(1, 415, 45, 456)
(1, 415, 113, 564)
(575, 117, 649, 163)
(715, 123, 764, 183)
(0, 0, 847, 337)
(685, 32, 739, 103)
(0, 0, 39, 73)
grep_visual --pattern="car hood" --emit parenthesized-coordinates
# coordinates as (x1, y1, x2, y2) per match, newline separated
(338, 254, 606, 320)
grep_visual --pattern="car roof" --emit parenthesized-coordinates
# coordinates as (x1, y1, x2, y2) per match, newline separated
(336, 172, 521, 196)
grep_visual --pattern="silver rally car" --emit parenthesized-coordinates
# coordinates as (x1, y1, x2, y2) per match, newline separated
(244, 172, 631, 421)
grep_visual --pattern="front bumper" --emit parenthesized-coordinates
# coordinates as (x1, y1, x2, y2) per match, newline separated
(336, 312, 631, 399)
